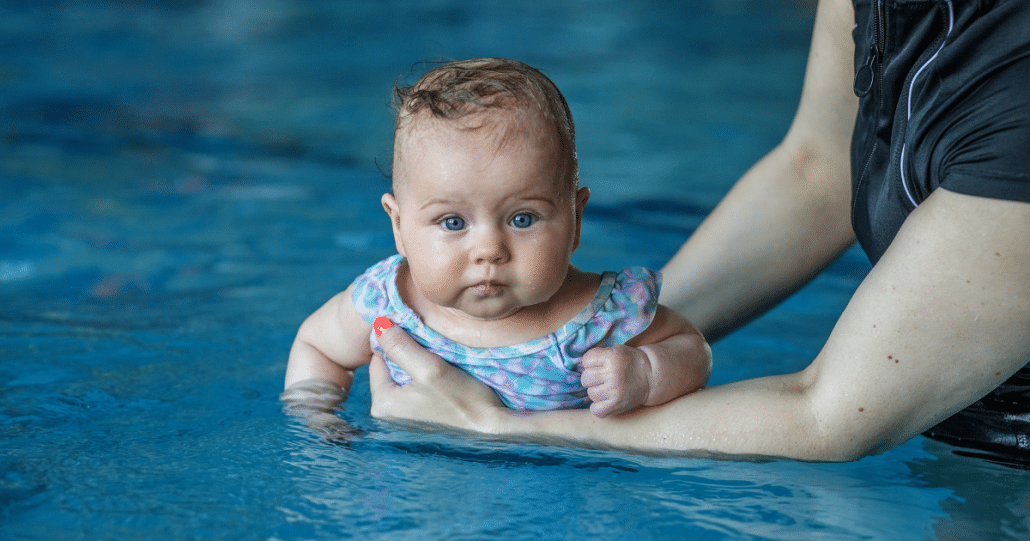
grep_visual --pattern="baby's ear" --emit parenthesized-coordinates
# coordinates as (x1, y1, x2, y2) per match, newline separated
(381, 193, 406, 257)
(572, 186, 590, 251)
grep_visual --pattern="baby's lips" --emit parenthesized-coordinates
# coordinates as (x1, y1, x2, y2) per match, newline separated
(373, 316, 394, 337)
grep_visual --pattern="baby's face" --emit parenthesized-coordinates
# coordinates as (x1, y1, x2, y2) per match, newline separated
(384, 110, 586, 321)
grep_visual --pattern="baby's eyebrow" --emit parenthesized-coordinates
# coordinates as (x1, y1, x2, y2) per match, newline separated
(515, 195, 559, 208)
(416, 192, 560, 212)
(418, 196, 462, 211)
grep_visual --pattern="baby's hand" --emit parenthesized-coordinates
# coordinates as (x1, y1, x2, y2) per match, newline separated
(580, 345, 653, 418)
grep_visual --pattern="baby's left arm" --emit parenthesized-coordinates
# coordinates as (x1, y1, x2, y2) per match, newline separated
(580, 306, 712, 418)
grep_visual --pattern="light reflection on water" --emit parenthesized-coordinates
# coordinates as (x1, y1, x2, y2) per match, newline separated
(2, 0, 1029, 539)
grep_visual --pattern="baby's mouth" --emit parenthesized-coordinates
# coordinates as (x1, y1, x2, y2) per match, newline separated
(468, 281, 504, 296)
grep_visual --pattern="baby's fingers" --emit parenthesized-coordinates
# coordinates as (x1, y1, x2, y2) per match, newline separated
(590, 396, 638, 418)
(589, 393, 628, 418)
(586, 382, 618, 418)
(580, 364, 606, 388)
(581, 346, 613, 369)
(580, 348, 615, 387)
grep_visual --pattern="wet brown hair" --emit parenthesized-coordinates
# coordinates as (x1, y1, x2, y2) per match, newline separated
(392, 57, 578, 193)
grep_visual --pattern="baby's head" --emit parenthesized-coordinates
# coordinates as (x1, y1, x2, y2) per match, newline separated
(383, 58, 589, 321)
(391, 57, 578, 199)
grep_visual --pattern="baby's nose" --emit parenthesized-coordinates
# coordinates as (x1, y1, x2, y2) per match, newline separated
(471, 228, 511, 264)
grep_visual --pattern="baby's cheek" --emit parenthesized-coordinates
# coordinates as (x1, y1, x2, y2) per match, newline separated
(405, 243, 462, 292)
(410, 272, 458, 306)
(524, 261, 567, 300)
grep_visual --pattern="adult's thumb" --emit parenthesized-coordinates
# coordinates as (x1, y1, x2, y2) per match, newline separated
(374, 317, 446, 382)
(367, 352, 395, 392)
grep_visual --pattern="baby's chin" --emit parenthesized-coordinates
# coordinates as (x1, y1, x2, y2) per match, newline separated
(446, 288, 556, 322)
(447, 295, 534, 322)
(453, 304, 524, 322)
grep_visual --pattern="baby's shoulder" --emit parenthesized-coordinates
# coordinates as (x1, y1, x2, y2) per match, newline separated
(350, 255, 407, 323)
(538, 267, 603, 325)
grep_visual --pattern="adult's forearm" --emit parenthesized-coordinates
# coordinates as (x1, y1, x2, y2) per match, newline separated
(659, 143, 855, 341)
(493, 371, 854, 461)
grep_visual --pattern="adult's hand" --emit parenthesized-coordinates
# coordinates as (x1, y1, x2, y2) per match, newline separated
(368, 320, 505, 433)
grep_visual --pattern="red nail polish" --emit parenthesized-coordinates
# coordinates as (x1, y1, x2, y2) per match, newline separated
(373, 316, 393, 337)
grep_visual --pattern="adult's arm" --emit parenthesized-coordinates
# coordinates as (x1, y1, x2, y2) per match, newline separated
(370, 189, 1030, 461)
(659, 0, 859, 341)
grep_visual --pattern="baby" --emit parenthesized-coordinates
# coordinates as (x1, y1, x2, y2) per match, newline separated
(285, 57, 710, 418)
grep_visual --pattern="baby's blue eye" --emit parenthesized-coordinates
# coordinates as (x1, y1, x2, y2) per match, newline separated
(442, 216, 466, 231)
(510, 213, 536, 229)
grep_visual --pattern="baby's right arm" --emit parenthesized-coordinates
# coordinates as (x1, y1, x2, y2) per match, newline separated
(580, 306, 712, 418)
(284, 283, 375, 394)
(281, 284, 375, 439)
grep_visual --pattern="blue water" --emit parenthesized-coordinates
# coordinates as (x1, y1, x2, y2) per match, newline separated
(2, 0, 1029, 539)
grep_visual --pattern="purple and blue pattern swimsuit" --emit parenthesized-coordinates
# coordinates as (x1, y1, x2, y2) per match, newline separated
(351, 255, 660, 411)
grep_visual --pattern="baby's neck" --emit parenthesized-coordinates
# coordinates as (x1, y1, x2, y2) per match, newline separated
(399, 265, 601, 348)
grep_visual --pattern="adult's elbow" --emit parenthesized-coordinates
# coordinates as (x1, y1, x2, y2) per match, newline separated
(780, 135, 851, 204)
(792, 372, 903, 463)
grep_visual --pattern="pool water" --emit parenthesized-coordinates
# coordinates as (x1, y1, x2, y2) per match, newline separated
(2, 0, 1029, 539)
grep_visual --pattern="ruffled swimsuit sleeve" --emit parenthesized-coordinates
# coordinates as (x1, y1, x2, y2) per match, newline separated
(350, 254, 404, 323)
(349, 254, 417, 384)
(557, 266, 662, 369)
